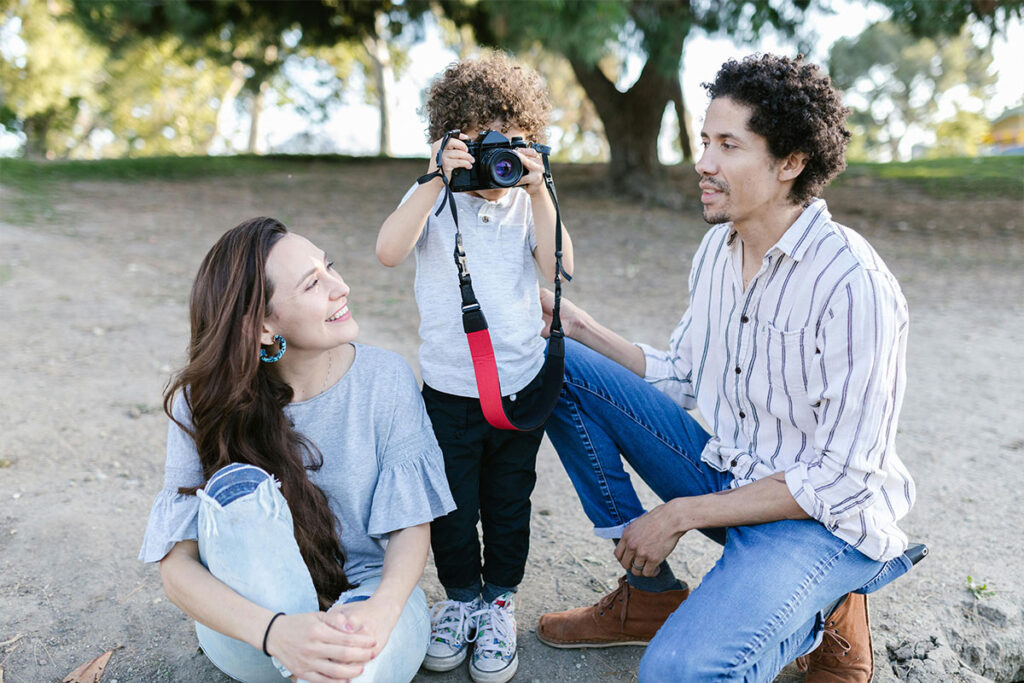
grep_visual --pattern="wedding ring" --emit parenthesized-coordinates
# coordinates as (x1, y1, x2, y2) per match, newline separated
(631, 561, 645, 570)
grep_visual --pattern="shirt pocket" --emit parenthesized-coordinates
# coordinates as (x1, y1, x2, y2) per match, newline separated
(760, 323, 812, 396)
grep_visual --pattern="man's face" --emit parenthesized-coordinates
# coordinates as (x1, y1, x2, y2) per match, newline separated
(695, 97, 784, 226)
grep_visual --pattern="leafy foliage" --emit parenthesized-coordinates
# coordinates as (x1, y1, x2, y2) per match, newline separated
(830, 21, 994, 161)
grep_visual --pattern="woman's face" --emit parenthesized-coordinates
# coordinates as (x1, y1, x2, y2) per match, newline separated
(261, 233, 358, 355)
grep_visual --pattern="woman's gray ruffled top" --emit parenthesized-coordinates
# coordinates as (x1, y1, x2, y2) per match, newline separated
(139, 344, 456, 585)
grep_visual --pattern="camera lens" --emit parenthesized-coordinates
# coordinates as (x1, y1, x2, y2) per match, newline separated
(482, 149, 523, 187)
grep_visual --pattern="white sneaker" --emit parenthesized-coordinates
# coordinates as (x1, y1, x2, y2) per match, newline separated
(468, 592, 518, 683)
(422, 597, 481, 672)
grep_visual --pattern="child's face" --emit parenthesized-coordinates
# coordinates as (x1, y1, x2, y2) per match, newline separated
(464, 119, 528, 202)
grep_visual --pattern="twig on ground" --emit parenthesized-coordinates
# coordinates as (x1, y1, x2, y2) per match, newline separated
(0, 635, 22, 648)
(564, 548, 611, 593)
(119, 581, 145, 603)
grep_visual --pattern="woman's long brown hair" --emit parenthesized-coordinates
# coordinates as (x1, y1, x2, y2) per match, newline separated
(164, 217, 352, 609)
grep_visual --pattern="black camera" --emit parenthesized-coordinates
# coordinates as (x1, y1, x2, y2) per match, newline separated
(449, 130, 537, 193)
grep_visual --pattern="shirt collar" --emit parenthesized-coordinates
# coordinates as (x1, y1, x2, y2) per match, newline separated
(723, 198, 831, 261)
(767, 198, 831, 262)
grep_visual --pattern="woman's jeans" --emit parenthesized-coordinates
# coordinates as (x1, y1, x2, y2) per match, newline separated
(545, 339, 911, 682)
(194, 463, 429, 683)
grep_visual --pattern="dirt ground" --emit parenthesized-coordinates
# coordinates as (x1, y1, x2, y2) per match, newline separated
(1, 159, 1023, 683)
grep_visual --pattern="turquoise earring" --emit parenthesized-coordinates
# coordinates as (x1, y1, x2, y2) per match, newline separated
(260, 335, 286, 363)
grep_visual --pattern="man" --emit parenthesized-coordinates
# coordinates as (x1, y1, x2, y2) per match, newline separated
(535, 54, 916, 681)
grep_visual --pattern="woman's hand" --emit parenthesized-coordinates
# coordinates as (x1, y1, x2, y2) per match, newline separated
(265, 611, 377, 683)
(428, 134, 473, 179)
(330, 595, 404, 660)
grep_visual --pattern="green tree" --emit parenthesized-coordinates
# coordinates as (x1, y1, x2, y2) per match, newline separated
(437, 0, 811, 198)
(829, 21, 995, 161)
(70, 0, 429, 155)
(929, 108, 990, 158)
(0, 0, 106, 158)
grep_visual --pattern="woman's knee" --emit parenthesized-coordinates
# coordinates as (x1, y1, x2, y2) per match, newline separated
(204, 463, 273, 506)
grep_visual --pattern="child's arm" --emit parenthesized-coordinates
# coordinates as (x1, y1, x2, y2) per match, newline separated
(518, 147, 574, 282)
(376, 135, 473, 267)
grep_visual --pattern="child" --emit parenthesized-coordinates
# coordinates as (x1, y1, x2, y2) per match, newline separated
(376, 52, 574, 683)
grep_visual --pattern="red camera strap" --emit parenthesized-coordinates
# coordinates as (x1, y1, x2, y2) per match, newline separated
(420, 129, 570, 431)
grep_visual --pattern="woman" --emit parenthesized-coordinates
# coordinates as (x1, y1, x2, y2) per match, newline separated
(139, 217, 455, 682)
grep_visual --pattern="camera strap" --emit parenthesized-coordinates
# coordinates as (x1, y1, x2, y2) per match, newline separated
(416, 129, 571, 431)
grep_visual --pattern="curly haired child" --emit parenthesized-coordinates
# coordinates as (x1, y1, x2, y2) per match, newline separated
(376, 51, 574, 683)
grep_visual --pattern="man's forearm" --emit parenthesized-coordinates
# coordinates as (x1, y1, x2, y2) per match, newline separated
(671, 472, 810, 531)
(572, 313, 646, 377)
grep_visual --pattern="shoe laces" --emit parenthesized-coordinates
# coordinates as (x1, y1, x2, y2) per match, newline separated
(469, 597, 516, 661)
(818, 622, 853, 657)
(429, 599, 477, 646)
(596, 580, 631, 628)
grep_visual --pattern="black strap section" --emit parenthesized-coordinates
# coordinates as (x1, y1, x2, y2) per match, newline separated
(497, 334, 565, 432)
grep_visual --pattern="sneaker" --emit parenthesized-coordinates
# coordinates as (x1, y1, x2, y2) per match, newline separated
(536, 575, 689, 648)
(422, 597, 481, 672)
(468, 592, 518, 683)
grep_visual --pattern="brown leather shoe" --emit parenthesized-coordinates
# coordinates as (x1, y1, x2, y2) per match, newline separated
(796, 593, 873, 682)
(536, 576, 689, 648)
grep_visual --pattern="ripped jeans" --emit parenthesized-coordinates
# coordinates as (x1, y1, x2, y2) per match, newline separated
(194, 463, 429, 683)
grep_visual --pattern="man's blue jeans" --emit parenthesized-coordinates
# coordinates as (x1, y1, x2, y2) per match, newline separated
(194, 463, 429, 683)
(545, 339, 908, 681)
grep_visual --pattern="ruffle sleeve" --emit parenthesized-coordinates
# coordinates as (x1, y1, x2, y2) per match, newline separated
(138, 394, 206, 562)
(366, 437, 456, 539)
(138, 485, 200, 563)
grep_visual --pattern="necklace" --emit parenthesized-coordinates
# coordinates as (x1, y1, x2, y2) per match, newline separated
(321, 348, 334, 394)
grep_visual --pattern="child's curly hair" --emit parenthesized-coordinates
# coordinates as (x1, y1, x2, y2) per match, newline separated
(702, 54, 851, 205)
(424, 52, 552, 143)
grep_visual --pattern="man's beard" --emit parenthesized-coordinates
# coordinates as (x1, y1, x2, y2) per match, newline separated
(700, 177, 730, 225)
(703, 208, 730, 225)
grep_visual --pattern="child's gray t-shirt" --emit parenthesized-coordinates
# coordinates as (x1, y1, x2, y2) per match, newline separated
(402, 183, 546, 398)
(138, 344, 456, 586)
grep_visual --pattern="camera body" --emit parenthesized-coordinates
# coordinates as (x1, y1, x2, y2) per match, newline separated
(449, 130, 535, 193)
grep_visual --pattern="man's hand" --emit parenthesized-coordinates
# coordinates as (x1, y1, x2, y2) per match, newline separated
(540, 288, 589, 340)
(614, 501, 688, 578)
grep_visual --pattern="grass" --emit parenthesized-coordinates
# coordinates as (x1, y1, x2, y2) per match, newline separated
(1, 154, 1020, 224)
(842, 156, 1024, 198)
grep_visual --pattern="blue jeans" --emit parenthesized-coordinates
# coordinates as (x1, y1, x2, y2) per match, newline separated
(545, 339, 909, 682)
(194, 463, 429, 683)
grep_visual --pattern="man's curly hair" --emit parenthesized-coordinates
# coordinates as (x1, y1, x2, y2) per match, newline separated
(424, 52, 552, 143)
(702, 54, 851, 205)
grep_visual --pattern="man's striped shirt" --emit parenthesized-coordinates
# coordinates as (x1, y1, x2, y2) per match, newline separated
(638, 199, 915, 562)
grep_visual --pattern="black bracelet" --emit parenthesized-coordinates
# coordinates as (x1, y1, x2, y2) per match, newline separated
(262, 612, 285, 657)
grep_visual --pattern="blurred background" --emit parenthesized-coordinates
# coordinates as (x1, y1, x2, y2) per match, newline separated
(1, 0, 1022, 185)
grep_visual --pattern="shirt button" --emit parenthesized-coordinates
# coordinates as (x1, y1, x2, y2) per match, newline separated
(730, 459, 738, 467)
(740, 315, 749, 323)
(481, 215, 490, 223)
(734, 367, 741, 374)
(739, 411, 746, 418)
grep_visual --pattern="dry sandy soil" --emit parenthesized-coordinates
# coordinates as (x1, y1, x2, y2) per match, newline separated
(1, 159, 1022, 683)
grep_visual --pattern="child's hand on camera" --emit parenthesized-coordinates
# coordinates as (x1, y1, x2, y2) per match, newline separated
(429, 134, 474, 179)
(516, 146, 546, 196)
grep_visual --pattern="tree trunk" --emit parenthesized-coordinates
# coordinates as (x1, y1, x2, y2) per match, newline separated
(21, 115, 50, 160)
(208, 60, 248, 154)
(247, 80, 268, 154)
(670, 75, 693, 162)
(569, 57, 676, 199)
(364, 15, 394, 157)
